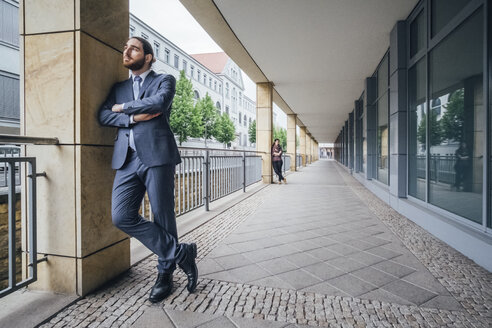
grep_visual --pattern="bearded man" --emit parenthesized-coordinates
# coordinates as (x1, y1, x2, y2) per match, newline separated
(98, 36, 198, 302)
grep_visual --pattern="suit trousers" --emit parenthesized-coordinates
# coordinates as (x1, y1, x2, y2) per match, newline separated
(273, 160, 284, 181)
(111, 150, 179, 273)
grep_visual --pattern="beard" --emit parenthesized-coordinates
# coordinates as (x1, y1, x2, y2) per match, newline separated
(124, 56, 145, 71)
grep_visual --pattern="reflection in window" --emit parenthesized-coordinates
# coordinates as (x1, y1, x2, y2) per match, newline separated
(376, 54, 389, 185)
(428, 9, 483, 224)
(408, 59, 427, 201)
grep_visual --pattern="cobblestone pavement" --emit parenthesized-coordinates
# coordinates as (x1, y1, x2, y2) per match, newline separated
(41, 161, 491, 328)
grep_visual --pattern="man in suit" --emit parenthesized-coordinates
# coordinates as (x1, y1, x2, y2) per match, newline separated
(98, 36, 198, 303)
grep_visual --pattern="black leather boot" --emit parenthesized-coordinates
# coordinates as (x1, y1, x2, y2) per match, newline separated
(178, 243, 198, 293)
(149, 273, 173, 303)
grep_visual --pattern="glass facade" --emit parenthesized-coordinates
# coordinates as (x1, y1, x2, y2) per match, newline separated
(376, 54, 389, 185)
(336, 0, 489, 229)
(408, 59, 427, 200)
(428, 9, 483, 223)
(410, 9, 425, 57)
(431, 0, 472, 36)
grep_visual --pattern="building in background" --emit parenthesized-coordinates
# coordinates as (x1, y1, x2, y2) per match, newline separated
(0, 0, 20, 135)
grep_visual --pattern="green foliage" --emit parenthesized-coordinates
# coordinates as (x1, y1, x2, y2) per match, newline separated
(441, 89, 464, 142)
(215, 113, 236, 146)
(195, 93, 218, 140)
(170, 71, 200, 145)
(248, 120, 256, 144)
(273, 125, 287, 151)
(417, 108, 442, 148)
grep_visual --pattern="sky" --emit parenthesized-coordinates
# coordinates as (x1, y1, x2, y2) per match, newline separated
(130, 0, 287, 128)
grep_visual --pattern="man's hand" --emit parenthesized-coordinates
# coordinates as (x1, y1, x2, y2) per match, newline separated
(112, 104, 124, 112)
(134, 112, 162, 122)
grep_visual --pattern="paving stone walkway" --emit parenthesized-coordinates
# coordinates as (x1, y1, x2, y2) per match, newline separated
(41, 160, 492, 328)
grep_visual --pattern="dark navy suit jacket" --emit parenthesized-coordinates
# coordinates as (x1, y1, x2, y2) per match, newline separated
(98, 71, 181, 169)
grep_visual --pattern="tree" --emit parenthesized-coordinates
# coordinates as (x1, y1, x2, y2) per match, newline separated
(248, 120, 256, 144)
(195, 93, 218, 146)
(441, 89, 465, 142)
(417, 108, 442, 148)
(215, 113, 236, 146)
(170, 70, 201, 145)
(274, 125, 287, 151)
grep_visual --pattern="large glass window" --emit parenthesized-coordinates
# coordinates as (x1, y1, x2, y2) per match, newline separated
(428, 8, 483, 223)
(408, 59, 427, 200)
(431, 0, 472, 37)
(376, 54, 389, 185)
(410, 9, 425, 57)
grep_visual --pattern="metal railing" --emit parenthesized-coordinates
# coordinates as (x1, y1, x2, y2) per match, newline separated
(282, 154, 291, 174)
(416, 154, 465, 185)
(0, 135, 58, 298)
(296, 154, 302, 168)
(0, 145, 21, 187)
(141, 147, 263, 219)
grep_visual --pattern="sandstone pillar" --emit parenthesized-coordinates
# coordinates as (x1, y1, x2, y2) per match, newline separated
(21, 0, 130, 296)
(256, 82, 273, 183)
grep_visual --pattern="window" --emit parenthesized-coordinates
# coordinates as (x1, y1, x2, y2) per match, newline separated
(193, 90, 200, 100)
(239, 112, 242, 124)
(219, 84, 222, 93)
(376, 54, 389, 185)
(214, 81, 217, 90)
(165, 49, 170, 64)
(183, 60, 187, 74)
(408, 59, 427, 201)
(225, 106, 229, 115)
(244, 115, 247, 127)
(141, 33, 148, 40)
(129, 25, 135, 37)
(209, 77, 212, 88)
(431, 0, 472, 37)
(410, 10, 425, 58)
(226, 83, 229, 98)
(0, 0, 19, 47)
(198, 70, 201, 81)
(0, 72, 20, 121)
(428, 9, 483, 224)
(239, 92, 242, 107)
(232, 88, 237, 113)
(174, 55, 179, 69)
(153, 42, 160, 58)
(216, 102, 221, 110)
(407, 5, 485, 226)
(203, 73, 207, 84)
(191, 65, 195, 78)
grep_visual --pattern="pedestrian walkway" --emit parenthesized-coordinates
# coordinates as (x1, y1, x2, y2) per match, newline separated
(41, 160, 491, 328)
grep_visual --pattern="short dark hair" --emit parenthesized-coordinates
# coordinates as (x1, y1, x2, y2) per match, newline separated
(129, 36, 154, 67)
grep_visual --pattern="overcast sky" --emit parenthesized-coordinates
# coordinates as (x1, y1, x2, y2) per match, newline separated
(130, 0, 287, 128)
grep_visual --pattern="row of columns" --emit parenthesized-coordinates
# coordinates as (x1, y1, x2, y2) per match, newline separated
(256, 83, 318, 184)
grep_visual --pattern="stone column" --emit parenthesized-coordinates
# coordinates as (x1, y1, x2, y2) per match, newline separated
(307, 134, 312, 164)
(21, 0, 130, 296)
(389, 21, 407, 201)
(287, 114, 297, 171)
(299, 126, 307, 166)
(256, 82, 273, 183)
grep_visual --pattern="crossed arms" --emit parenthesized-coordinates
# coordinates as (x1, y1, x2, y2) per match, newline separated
(98, 74, 176, 127)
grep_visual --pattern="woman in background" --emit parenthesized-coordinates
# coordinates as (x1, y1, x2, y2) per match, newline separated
(271, 138, 286, 184)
